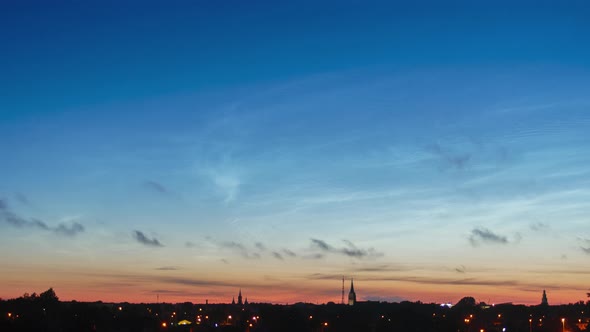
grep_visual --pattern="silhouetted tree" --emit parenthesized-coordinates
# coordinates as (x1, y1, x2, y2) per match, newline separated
(39, 288, 59, 304)
(456, 296, 477, 307)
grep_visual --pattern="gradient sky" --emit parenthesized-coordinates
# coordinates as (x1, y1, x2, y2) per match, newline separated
(1, 1, 590, 305)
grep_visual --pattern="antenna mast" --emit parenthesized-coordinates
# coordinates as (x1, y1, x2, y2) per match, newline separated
(341, 276, 345, 304)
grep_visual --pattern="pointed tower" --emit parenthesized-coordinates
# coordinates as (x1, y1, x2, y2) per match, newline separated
(238, 289, 243, 305)
(244, 297, 248, 305)
(231, 297, 235, 305)
(541, 290, 548, 306)
(348, 279, 356, 306)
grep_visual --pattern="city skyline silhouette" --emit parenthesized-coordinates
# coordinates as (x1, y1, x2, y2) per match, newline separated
(1, 1, 590, 308)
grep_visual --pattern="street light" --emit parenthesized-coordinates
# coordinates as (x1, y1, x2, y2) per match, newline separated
(562, 318, 565, 332)
(529, 318, 532, 332)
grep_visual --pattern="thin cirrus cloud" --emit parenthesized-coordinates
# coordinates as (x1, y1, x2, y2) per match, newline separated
(282, 249, 297, 257)
(155, 266, 180, 271)
(579, 238, 590, 254)
(207, 237, 261, 259)
(530, 222, 549, 232)
(425, 143, 472, 171)
(310, 238, 384, 259)
(143, 181, 168, 194)
(0, 198, 85, 237)
(306, 273, 581, 292)
(133, 230, 164, 247)
(468, 227, 510, 247)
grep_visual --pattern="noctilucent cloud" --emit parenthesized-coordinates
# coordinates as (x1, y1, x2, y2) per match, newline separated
(1, 2, 590, 304)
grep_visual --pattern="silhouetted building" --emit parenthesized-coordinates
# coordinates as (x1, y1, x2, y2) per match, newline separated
(348, 279, 356, 306)
(541, 290, 548, 306)
(238, 289, 243, 305)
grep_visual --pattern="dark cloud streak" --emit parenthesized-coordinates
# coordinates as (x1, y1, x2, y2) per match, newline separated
(134, 230, 164, 247)
(0, 199, 84, 236)
(469, 227, 509, 246)
(143, 181, 168, 194)
(310, 238, 383, 259)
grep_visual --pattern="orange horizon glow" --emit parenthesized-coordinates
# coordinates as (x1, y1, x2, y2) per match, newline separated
(1, 283, 585, 306)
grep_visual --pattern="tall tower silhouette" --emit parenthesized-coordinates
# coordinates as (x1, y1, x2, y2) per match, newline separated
(238, 289, 243, 305)
(541, 290, 548, 306)
(341, 277, 345, 304)
(348, 279, 356, 306)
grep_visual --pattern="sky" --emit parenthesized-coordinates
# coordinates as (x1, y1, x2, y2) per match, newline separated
(1, 1, 590, 305)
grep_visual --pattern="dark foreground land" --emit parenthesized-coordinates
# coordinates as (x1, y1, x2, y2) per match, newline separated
(1, 292, 589, 332)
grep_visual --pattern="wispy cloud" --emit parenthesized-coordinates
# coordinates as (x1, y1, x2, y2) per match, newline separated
(579, 238, 590, 255)
(271, 252, 284, 260)
(204, 170, 241, 203)
(302, 253, 325, 260)
(307, 273, 582, 292)
(282, 249, 297, 257)
(310, 238, 384, 259)
(207, 238, 261, 259)
(54, 222, 85, 236)
(14, 193, 30, 205)
(426, 143, 472, 170)
(143, 180, 168, 194)
(530, 222, 549, 232)
(133, 230, 164, 247)
(255, 242, 266, 251)
(468, 227, 509, 246)
(0, 199, 85, 237)
(156, 266, 179, 271)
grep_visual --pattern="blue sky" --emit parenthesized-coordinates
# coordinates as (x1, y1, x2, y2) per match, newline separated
(1, 1, 590, 304)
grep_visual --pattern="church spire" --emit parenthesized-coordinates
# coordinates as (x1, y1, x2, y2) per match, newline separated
(238, 289, 243, 305)
(541, 289, 548, 306)
(348, 278, 356, 306)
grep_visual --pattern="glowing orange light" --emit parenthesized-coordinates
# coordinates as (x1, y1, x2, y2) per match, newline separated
(8, 313, 12, 318)
(309, 315, 313, 319)
(249, 323, 253, 327)
(228, 315, 232, 319)
(118, 306, 122, 311)
(161, 322, 167, 327)
(324, 322, 329, 326)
